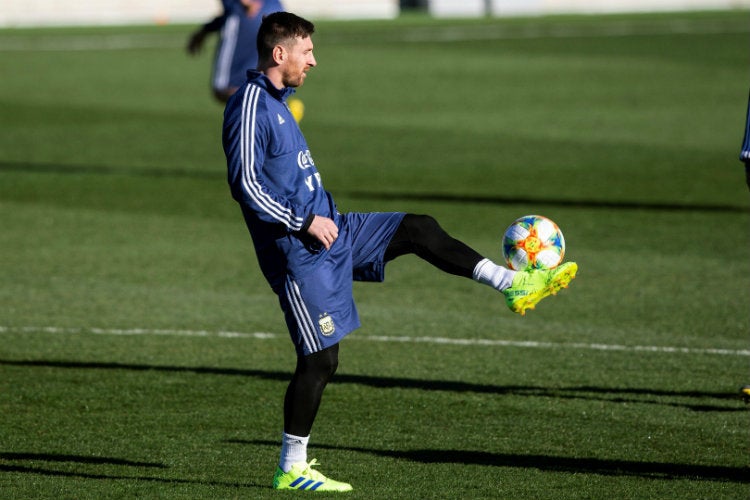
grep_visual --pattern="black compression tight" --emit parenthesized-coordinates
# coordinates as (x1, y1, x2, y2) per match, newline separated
(384, 213, 484, 278)
(284, 214, 483, 437)
(284, 343, 339, 437)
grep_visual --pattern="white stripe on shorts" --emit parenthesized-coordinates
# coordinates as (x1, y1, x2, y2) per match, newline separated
(285, 277, 321, 353)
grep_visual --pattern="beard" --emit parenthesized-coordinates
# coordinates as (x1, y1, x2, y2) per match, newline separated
(281, 67, 307, 88)
(282, 75, 303, 88)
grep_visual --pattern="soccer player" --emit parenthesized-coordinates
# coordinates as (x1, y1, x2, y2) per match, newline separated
(740, 89, 750, 190)
(222, 12, 577, 492)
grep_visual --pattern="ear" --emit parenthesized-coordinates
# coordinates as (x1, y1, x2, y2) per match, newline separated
(272, 45, 286, 65)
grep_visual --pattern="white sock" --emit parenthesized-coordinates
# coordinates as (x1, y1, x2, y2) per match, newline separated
(279, 432, 309, 472)
(473, 258, 516, 291)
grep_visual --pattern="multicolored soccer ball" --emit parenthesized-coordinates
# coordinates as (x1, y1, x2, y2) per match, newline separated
(502, 215, 566, 271)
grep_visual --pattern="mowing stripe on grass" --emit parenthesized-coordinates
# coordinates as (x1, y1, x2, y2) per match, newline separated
(1, 17, 747, 52)
(0, 34, 184, 52)
(394, 18, 750, 43)
(1, 325, 748, 357)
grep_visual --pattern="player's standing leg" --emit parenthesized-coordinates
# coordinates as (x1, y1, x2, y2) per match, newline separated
(273, 344, 353, 492)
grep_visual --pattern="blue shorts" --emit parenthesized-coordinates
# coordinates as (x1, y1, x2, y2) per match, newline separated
(277, 211, 405, 356)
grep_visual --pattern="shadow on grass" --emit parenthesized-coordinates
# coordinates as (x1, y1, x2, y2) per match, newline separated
(1, 358, 745, 413)
(0, 452, 164, 467)
(231, 439, 750, 483)
(2, 160, 748, 213)
(0, 453, 266, 489)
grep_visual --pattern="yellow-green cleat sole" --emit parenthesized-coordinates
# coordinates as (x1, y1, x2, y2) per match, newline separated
(504, 262, 578, 315)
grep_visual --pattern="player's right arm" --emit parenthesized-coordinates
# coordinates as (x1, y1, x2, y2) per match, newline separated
(224, 85, 310, 233)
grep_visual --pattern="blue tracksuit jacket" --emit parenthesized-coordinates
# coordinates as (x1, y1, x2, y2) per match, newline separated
(223, 71, 337, 292)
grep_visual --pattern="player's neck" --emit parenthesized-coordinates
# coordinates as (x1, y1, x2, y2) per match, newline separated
(259, 66, 287, 91)
(258, 69, 282, 91)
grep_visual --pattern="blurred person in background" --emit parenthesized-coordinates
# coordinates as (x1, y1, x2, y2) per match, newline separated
(187, 0, 304, 122)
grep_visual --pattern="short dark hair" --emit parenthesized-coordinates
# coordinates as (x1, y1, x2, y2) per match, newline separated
(257, 12, 315, 63)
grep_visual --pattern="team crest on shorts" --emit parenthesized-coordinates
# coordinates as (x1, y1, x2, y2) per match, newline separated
(318, 313, 335, 336)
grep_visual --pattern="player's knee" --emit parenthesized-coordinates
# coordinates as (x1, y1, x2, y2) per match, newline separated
(402, 214, 440, 239)
(386, 214, 446, 262)
(402, 214, 446, 249)
(303, 345, 339, 382)
(317, 353, 338, 381)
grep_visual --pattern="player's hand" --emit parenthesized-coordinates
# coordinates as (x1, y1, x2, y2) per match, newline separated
(186, 30, 206, 55)
(307, 215, 338, 250)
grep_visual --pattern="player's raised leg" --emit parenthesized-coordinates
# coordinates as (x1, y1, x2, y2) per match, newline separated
(385, 214, 577, 315)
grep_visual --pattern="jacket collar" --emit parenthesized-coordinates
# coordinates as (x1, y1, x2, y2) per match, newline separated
(246, 70, 296, 101)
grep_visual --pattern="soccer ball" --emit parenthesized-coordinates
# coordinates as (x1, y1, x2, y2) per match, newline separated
(502, 215, 566, 271)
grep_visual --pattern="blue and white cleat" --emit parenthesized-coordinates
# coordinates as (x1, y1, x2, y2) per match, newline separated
(272, 459, 353, 492)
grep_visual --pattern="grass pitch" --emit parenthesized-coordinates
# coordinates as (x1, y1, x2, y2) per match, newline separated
(1, 10, 749, 499)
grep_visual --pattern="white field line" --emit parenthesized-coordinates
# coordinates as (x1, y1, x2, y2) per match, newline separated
(1, 325, 748, 357)
(0, 19, 747, 52)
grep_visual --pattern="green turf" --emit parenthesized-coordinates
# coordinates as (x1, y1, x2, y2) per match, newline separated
(1, 10, 749, 499)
